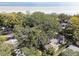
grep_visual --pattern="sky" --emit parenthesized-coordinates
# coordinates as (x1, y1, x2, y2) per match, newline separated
(0, 2, 79, 15)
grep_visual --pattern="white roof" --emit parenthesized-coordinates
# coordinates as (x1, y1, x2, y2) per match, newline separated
(68, 45, 79, 51)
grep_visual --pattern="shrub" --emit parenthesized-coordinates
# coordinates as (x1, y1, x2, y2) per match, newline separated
(21, 47, 42, 56)
(0, 43, 14, 56)
(60, 48, 79, 56)
(0, 35, 8, 43)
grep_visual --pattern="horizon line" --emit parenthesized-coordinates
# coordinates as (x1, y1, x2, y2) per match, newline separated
(0, 2, 79, 7)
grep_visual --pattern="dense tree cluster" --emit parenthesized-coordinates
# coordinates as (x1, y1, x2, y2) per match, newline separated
(0, 12, 79, 56)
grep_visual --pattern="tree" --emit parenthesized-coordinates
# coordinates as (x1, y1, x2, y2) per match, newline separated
(14, 25, 48, 50)
(70, 16, 79, 46)
(4, 12, 26, 28)
(23, 12, 60, 39)
(58, 14, 70, 22)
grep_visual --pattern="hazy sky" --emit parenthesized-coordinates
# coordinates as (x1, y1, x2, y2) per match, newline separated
(0, 2, 79, 15)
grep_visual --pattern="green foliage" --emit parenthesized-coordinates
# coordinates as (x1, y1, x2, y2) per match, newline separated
(46, 47, 55, 56)
(14, 12, 61, 52)
(70, 16, 79, 45)
(58, 14, 70, 21)
(14, 25, 48, 49)
(21, 47, 42, 56)
(42, 44, 68, 56)
(0, 35, 8, 43)
(23, 12, 60, 39)
(60, 48, 79, 56)
(0, 12, 79, 56)
(0, 43, 14, 56)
